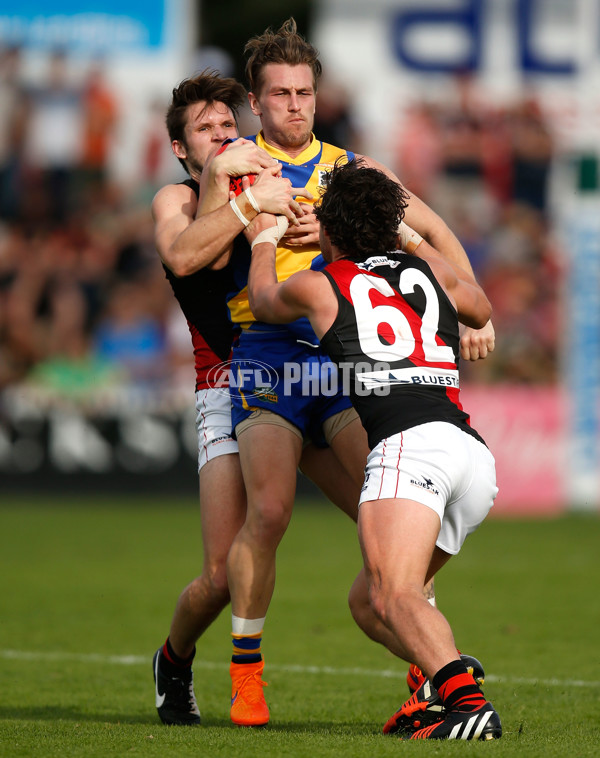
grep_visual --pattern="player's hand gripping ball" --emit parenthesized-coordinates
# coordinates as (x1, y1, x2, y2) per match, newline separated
(215, 140, 256, 196)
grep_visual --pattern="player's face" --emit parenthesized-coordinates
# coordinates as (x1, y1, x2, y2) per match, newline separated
(249, 63, 316, 155)
(173, 101, 239, 177)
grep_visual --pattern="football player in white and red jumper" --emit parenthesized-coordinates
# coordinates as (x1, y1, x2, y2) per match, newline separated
(247, 157, 502, 742)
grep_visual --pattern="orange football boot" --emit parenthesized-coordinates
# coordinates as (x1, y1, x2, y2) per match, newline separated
(230, 660, 269, 727)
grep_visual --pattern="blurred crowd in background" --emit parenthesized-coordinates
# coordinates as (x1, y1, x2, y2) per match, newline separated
(0, 45, 563, 404)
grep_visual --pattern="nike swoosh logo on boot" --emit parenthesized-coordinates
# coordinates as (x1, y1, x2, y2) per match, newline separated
(155, 655, 166, 708)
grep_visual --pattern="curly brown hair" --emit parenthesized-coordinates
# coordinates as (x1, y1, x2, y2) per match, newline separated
(166, 69, 247, 172)
(244, 17, 322, 96)
(314, 158, 410, 262)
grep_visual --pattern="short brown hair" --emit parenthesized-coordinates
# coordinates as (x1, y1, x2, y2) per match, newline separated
(244, 17, 322, 96)
(166, 70, 246, 170)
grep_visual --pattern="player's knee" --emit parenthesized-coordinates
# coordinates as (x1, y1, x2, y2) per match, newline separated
(247, 498, 292, 546)
(370, 582, 418, 627)
(192, 566, 230, 606)
(367, 585, 389, 625)
(206, 566, 230, 603)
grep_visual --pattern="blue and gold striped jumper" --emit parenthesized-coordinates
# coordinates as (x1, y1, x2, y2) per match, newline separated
(228, 132, 355, 441)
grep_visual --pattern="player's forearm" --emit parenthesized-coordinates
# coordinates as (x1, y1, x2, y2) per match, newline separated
(416, 238, 478, 287)
(402, 194, 475, 277)
(248, 243, 282, 322)
(166, 221, 237, 276)
(457, 283, 492, 329)
(198, 160, 232, 215)
(168, 193, 259, 277)
(427, 225, 474, 277)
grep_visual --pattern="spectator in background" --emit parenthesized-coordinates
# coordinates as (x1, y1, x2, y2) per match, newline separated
(0, 224, 99, 388)
(141, 98, 172, 199)
(510, 97, 554, 215)
(24, 48, 83, 226)
(0, 45, 28, 222)
(28, 275, 123, 400)
(313, 77, 362, 153)
(479, 108, 513, 210)
(0, 224, 41, 386)
(79, 59, 119, 207)
(392, 102, 442, 204)
(429, 74, 497, 235)
(475, 203, 560, 384)
(0, 204, 171, 393)
(92, 278, 168, 389)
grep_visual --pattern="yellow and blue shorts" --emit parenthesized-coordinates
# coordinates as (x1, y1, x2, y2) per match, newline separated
(230, 328, 352, 447)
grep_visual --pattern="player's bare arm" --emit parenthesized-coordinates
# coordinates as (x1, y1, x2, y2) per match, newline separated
(361, 153, 496, 360)
(153, 181, 252, 275)
(154, 167, 312, 277)
(247, 215, 336, 334)
(423, 252, 492, 330)
(410, 236, 482, 290)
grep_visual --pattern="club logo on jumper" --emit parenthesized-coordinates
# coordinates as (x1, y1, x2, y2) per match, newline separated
(359, 256, 402, 271)
(410, 476, 439, 496)
(316, 163, 335, 187)
(207, 359, 279, 401)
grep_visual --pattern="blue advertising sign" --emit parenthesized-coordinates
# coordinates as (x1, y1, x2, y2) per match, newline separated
(0, 0, 166, 53)
(390, 0, 576, 75)
(567, 161, 600, 510)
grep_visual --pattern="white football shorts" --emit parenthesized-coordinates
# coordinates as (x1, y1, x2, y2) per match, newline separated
(195, 388, 238, 472)
(359, 421, 498, 555)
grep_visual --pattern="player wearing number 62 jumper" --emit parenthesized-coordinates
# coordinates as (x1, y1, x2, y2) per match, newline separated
(247, 158, 502, 741)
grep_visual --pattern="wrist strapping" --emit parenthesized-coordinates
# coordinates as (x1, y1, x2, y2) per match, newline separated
(398, 220, 424, 253)
(251, 216, 290, 250)
(245, 187, 261, 213)
(229, 197, 251, 227)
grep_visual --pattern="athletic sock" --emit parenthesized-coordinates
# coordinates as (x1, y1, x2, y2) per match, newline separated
(160, 637, 195, 676)
(231, 633, 262, 664)
(231, 615, 265, 665)
(432, 659, 487, 713)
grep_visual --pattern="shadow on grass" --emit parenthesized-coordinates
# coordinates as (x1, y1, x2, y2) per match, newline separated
(0, 707, 376, 736)
(197, 718, 379, 736)
(0, 706, 154, 724)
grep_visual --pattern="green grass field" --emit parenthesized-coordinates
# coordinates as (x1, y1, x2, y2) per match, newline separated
(0, 494, 598, 757)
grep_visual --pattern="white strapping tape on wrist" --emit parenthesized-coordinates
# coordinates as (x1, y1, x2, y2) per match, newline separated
(229, 197, 251, 227)
(397, 220, 424, 253)
(245, 187, 261, 213)
(251, 216, 290, 250)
